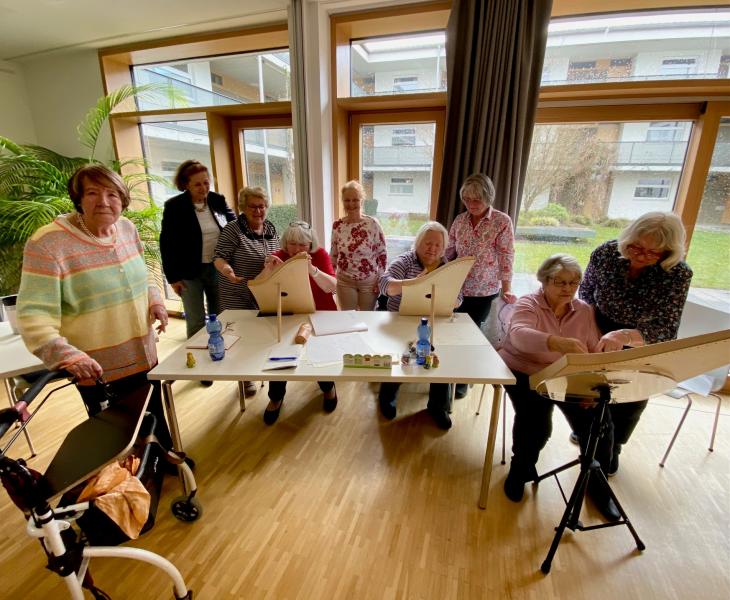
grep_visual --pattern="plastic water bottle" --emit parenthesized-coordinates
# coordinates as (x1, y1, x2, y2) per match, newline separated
(206, 314, 225, 361)
(416, 317, 431, 366)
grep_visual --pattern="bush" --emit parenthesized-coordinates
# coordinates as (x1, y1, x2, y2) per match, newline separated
(529, 216, 561, 227)
(267, 204, 298, 236)
(599, 217, 630, 228)
(534, 203, 570, 223)
(570, 214, 593, 226)
(363, 198, 378, 217)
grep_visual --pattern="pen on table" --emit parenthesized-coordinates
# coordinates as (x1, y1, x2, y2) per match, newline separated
(269, 356, 297, 361)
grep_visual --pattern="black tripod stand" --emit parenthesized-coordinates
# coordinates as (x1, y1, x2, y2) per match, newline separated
(536, 383, 645, 574)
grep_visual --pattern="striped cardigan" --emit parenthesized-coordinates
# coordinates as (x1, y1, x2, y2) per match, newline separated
(17, 214, 162, 382)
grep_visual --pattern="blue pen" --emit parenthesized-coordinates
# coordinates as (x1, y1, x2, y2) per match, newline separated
(269, 356, 297, 361)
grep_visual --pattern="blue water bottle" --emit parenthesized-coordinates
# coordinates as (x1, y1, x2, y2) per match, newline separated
(206, 314, 225, 361)
(416, 317, 431, 366)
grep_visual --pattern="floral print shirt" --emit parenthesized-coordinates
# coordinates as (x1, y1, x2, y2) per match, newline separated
(579, 240, 693, 344)
(330, 216, 387, 281)
(444, 208, 515, 297)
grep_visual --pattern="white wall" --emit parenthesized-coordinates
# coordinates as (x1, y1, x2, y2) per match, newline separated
(0, 60, 37, 144)
(608, 171, 678, 218)
(20, 50, 111, 160)
(372, 170, 431, 214)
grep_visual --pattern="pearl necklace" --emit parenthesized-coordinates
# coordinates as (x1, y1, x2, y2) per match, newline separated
(76, 213, 116, 244)
(193, 200, 207, 213)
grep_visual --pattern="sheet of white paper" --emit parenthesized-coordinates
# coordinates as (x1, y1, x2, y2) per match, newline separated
(309, 311, 368, 336)
(306, 333, 374, 366)
(262, 343, 302, 370)
(676, 373, 714, 396)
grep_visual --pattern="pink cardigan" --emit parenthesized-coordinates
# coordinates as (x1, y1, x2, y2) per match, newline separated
(498, 290, 603, 375)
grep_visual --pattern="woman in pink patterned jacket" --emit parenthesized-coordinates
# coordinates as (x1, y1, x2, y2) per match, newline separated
(445, 173, 517, 398)
(330, 180, 388, 310)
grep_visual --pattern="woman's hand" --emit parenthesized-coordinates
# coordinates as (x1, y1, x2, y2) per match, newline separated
(596, 330, 629, 352)
(170, 281, 186, 295)
(67, 354, 103, 384)
(149, 303, 169, 333)
(263, 255, 284, 272)
(501, 291, 518, 304)
(548, 335, 588, 354)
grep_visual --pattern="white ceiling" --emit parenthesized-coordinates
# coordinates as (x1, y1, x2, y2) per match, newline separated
(0, 0, 289, 61)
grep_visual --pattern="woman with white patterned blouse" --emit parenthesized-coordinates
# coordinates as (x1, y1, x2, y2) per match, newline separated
(445, 173, 517, 398)
(330, 180, 387, 310)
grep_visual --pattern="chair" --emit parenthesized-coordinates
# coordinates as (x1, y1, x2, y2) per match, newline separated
(659, 365, 728, 467)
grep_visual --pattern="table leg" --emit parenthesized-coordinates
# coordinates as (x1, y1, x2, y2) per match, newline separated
(479, 384, 502, 510)
(3, 378, 35, 456)
(237, 381, 246, 412)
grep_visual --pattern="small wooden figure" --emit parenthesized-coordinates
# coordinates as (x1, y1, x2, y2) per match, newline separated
(186, 352, 196, 368)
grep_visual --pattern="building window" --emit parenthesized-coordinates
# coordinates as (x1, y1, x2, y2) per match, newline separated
(390, 177, 414, 195)
(646, 122, 687, 142)
(660, 57, 697, 78)
(392, 128, 416, 146)
(634, 178, 672, 199)
(350, 31, 446, 97)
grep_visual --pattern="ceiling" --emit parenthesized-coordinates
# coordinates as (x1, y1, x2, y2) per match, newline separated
(0, 0, 289, 62)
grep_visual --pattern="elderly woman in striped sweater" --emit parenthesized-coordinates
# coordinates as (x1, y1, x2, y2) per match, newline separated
(16, 164, 172, 447)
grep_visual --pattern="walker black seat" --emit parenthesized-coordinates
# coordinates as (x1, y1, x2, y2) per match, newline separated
(43, 383, 151, 500)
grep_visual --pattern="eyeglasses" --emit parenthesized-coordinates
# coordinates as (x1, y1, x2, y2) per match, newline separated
(549, 278, 581, 288)
(289, 220, 311, 229)
(626, 243, 664, 260)
(247, 204, 267, 212)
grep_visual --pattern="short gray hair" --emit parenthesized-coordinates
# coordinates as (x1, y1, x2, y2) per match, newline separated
(459, 173, 496, 208)
(617, 211, 686, 270)
(413, 220, 449, 253)
(237, 186, 269, 211)
(279, 221, 320, 252)
(341, 180, 365, 201)
(536, 254, 583, 285)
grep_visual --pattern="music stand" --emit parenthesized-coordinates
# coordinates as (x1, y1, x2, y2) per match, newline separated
(529, 328, 730, 574)
(248, 254, 315, 342)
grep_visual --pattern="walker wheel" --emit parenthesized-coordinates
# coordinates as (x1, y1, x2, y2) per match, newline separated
(171, 496, 202, 522)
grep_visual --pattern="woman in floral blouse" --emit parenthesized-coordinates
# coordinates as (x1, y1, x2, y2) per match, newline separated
(577, 211, 693, 475)
(330, 180, 388, 310)
(445, 173, 516, 398)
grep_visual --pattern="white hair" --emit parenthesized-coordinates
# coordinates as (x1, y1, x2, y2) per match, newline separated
(536, 254, 583, 285)
(280, 222, 320, 252)
(413, 220, 449, 252)
(617, 212, 686, 270)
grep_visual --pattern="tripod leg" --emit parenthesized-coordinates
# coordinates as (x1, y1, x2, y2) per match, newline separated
(592, 470, 646, 551)
(541, 465, 591, 574)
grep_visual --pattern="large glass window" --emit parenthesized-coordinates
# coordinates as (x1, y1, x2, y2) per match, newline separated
(543, 9, 730, 86)
(686, 117, 730, 293)
(514, 121, 692, 279)
(132, 50, 290, 110)
(350, 32, 446, 97)
(139, 120, 212, 205)
(240, 127, 297, 234)
(359, 122, 436, 261)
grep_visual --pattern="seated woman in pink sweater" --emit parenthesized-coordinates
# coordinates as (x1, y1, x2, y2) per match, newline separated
(498, 254, 624, 521)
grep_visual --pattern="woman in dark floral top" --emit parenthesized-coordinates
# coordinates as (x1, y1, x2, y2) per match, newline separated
(577, 211, 693, 477)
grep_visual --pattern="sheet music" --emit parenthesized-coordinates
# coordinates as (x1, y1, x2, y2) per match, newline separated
(306, 333, 373, 367)
(309, 311, 368, 336)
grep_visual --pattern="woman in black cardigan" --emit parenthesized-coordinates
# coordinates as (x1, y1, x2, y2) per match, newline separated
(160, 160, 235, 342)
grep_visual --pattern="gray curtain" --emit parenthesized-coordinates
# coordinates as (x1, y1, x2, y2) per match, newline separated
(436, 0, 552, 226)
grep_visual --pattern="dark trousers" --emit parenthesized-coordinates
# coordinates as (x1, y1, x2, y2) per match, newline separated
(378, 382, 452, 413)
(75, 370, 172, 450)
(457, 294, 499, 329)
(506, 370, 648, 478)
(268, 380, 334, 402)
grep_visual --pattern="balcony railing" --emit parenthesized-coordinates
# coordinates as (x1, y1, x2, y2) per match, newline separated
(612, 140, 690, 166)
(134, 69, 247, 109)
(362, 145, 434, 167)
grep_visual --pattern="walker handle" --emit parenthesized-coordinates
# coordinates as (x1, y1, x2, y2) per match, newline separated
(16, 370, 71, 408)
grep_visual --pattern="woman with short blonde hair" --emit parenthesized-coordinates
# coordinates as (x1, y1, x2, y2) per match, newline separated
(330, 180, 387, 310)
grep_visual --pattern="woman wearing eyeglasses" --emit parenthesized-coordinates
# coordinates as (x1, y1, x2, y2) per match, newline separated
(255, 221, 338, 424)
(577, 211, 692, 475)
(214, 186, 280, 397)
(498, 254, 625, 520)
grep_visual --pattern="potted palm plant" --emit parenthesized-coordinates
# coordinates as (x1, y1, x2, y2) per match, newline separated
(0, 84, 176, 295)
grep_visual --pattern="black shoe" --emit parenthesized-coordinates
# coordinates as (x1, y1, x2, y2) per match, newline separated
(201, 380, 213, 387)
(569, 431, 579, 445)
(503, 466, 526, 502)
(608, 453, 619, 477)
(588, 482, 621, 522)
(427, 405, 452, 430)
(263, 399, 283, 425)
(454, 384, 469, 399)
(378, 395, 396, 420)
(323, 388, 338, 413)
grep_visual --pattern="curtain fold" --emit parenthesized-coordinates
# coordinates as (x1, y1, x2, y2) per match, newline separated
(436, 0, 552, 226)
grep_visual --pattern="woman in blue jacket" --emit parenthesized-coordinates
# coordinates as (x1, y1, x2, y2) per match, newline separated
(160, 160, 235, 342)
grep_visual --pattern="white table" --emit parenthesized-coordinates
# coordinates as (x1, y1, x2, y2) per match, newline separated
(0, 321, 45, 454)
(148, 310, 515, 508)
